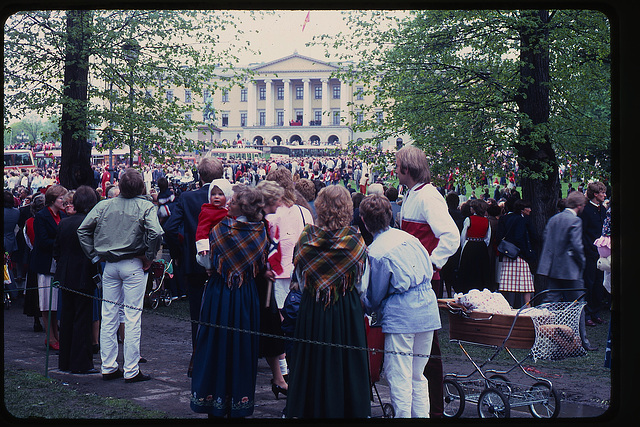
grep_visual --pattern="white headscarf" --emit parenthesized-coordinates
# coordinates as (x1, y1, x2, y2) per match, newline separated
(208, 178, 233, 204)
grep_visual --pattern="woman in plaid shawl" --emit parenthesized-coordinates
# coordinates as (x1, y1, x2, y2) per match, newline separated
(285, 185, 371, 418)
(190, 185, 269, 418)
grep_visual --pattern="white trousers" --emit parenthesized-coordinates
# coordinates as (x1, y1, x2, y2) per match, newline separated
(100, 258, 148, 379)
(37, 274, 58, 311)
(384, 331, 434, 418)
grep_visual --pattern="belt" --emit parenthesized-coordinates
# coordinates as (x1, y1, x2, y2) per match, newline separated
(466, 237, 485, 242)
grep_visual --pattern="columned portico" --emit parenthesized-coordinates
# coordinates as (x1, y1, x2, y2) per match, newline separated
(247, 82, 257, 127)
(302, 78, 311, 125)
(283, 79, 292, 126)
(265, 79, 274, 126)
(321, 78, 330, 126)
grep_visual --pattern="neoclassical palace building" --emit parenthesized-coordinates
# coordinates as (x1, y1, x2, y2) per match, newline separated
(180, 52, 406, 151)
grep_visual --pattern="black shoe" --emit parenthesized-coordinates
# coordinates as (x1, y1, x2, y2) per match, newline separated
(125, 371, 151, 383)
(33, 320, 43, 332)
(102, 369, 124, 381)
(271, 380, 288, 400)
(139, 357, 147, 363)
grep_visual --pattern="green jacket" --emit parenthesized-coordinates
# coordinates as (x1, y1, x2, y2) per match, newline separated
(77, 195, 164, 264)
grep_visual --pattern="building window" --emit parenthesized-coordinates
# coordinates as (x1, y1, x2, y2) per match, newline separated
(185, 113, 192, 121)
(296, 111, 303, 122)
(259, 111, 266, 126)
(277, 86, 284, 100)
(333, 111, 341, 125)
(240, 88, 247, 102)
(185, 89, 192, 103)
(203, 89, 211, 102)
(277, 111, 284, 126)
(259, 86, 266, 100)
(167, 90, 174, 102)
(314, 110, 322, 125)
(222, 113, 229, 127)
(296, 86, 304, 100)
(314, 85, 322, 99)
(356, 111, 364, 125)
(222, 90, 229, 103)
(240, 112, 247, 127)
(333, 85, 341, 99)
(376, 111, 384, 124)
(356, 86, 364, 100)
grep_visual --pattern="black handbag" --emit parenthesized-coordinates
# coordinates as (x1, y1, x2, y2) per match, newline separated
(497, 216, 520, 259)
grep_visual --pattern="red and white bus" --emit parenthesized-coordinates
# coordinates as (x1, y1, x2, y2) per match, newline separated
(4, 149, 35, 171)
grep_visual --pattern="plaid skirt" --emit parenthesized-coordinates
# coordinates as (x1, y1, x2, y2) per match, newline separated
(498, 256, 534, 293)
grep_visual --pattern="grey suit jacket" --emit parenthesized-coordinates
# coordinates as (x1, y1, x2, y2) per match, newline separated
(537, 209, 585, 280)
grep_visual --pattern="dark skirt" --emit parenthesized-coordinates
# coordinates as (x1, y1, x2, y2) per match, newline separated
(22, 270, 40, 318)
(58, 287, 94, 372)
(286, 287, 371, 418)
(457, 241, 492, 293)
(190, 273, 260, 418)
(256, 276, 285, 358)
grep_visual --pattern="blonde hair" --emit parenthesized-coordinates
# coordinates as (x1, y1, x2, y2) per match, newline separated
(314, 185, 353, 230)
(256, 180, 284, 208)
(266, 166, 296, 207)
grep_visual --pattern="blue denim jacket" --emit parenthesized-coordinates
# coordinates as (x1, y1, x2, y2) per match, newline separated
(362, 227, 441, 334)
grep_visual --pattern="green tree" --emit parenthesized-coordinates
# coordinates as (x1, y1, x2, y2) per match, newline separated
(321, 9, 610, 242)
(4, 10, 258, 188)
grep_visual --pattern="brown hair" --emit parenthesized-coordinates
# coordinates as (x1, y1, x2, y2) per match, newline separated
(586, 181, 606, 200)
(294, 178, 316, 202)
(359, 195, 392, 234)
(395, 145, 431, 183)
(314, 185, 353, 230)
(565, 191, 587, 209)
(44, 185, 68, 206)
(256, 180, 284, 208)
(199, 157, 224, 183)
(119, 168, 145, 198)
(232, 184, 264, 222)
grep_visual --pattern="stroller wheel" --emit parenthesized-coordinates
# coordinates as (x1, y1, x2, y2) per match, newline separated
(150, 294, 159, 310)
(162, 289, 172, 307)
(382, 403, 395, 418)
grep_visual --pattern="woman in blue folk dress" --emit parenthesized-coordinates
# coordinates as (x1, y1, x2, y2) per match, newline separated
(190, 185, 268, 418)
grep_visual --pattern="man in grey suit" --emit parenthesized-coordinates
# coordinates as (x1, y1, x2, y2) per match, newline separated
(537, 190, 597, 351)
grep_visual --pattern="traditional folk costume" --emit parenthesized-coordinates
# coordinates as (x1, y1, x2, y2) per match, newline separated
(190, 217, 268, 418)
(457, 214, 492, 293)
(285, 224, 371, 418)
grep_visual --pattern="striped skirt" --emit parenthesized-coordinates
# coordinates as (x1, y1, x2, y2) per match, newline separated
(498, 256, 534, 293)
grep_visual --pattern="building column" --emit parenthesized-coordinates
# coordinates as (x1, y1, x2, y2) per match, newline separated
(247, 81, 257, 127)
(321, 78, 330, 126)
(302, 78, 311, 126)
(265, 78, 274, 126)
(340, 80, 351, 125)
(283, 78, 291, 126)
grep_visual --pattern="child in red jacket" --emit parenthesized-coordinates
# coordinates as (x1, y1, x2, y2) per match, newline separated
(195, 178, 233, 270)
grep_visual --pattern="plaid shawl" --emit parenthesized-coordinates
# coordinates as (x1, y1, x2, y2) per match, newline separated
(209, 217, 268, 289)
(292, 224, 367, 307)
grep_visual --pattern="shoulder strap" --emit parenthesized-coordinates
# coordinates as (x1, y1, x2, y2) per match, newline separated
(298, 205, 306, 226)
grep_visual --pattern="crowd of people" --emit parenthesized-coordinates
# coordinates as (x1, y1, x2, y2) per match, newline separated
(3, 146, 612, 418)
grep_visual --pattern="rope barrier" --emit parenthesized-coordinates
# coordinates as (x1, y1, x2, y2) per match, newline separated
(5, 282, 439, 361)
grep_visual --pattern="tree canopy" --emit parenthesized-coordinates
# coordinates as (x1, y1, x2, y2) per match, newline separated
(320, 9, 610, 183)
(4, 10, 260, 165)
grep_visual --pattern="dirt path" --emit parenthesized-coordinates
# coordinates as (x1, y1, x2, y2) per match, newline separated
(3, 296, 612, 419)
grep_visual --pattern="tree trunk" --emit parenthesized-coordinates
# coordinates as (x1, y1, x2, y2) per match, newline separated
(515, 10, 560, 264)
(59, 10, 93, 190)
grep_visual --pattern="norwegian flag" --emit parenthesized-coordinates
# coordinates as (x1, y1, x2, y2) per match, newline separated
(268, 226, 284, 275)
(302, 11, 310, 32)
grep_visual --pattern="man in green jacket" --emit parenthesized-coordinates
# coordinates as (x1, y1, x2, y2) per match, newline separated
(78, 168, 164, 383)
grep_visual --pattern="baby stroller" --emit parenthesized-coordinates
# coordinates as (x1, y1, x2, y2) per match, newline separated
(365, 315, 395, 418)
(145, 258, 173, 309)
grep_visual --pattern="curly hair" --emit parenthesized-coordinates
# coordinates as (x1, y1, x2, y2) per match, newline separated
(294, 178, 316, 202)
(314, 185, 353, 230)
(359, 194, 392, 234)
(232, 184, 264, 222)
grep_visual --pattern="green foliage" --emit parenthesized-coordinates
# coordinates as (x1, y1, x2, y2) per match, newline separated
(317, 10, 610, 182)
(4, 10, 259, 162)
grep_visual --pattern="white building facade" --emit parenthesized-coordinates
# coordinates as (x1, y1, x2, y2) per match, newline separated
(188, 53, 407, 151)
